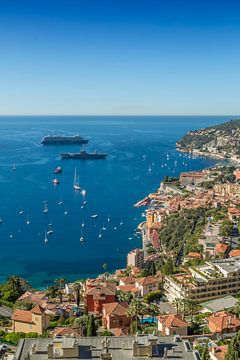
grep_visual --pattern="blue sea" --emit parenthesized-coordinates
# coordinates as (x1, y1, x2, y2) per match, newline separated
(0, 116, 235, 288)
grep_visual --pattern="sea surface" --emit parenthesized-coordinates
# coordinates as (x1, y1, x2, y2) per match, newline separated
(0, 115, 236, 288)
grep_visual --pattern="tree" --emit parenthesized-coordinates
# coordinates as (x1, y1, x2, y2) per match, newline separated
(225, 331, 240, 360)
(144, 290, 161, 304)
(87, 315, 97, 337)
(147, 303, 159, 323)
(127, 298, 147, 334)
(116, 290, 133, 304)
(201, 344, 210, 360)
(185, 299, 200, 322)
(73, 282, 81, 307)
(3, 276, 28, 302)
(172, 298, 182, 314)
(161, 259, 174, 275)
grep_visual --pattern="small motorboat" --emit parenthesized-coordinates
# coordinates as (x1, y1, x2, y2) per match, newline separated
(64, 210, 68, 215)
(54, 166, 62, 174)
(19, 210, 24, 215)
(52, 178, 60, 185)
(80, 236, 84, 243)
(91, 214, 98, 219)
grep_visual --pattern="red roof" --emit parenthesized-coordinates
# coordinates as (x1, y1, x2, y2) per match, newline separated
(186, 252, 202, 259)
(229, 249, 240, 257)
(158, 314, 188, 329)
(208, 311, 240, 333)
(215, 243, 228, 254)
(12, 309, 33, 324)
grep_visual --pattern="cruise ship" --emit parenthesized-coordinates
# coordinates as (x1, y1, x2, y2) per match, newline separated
(41, 134, 89, 145)
(61, 150, 107, 160)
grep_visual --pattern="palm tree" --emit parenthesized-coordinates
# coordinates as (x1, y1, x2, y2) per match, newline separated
(172, 298, 182, 314)
(117, 290, 133, 304)
(148, 303, 159, 324)
(127, 298, 147, 334)
(55, 278, 66, 291)
(73, 282, 81, 307)
(185, 299, 200, 322)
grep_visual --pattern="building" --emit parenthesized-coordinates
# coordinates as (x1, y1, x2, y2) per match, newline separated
(164, 257, 240, 303)
(209, 345, 228, 360)
(135, 276, 159, 296)
(157, 314, 188, 336)
(180, 171, 205, 186)
(127, 249, 144, 268)
(102, 302, 131, 332)
(200, 296, 238, 313)
(86, 284, 116, 314)
(207, 311, 240, 334)
(12, 305, 51, 335)
(14, 335, 200, 360)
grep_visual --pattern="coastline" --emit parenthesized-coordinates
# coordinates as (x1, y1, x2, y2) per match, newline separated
(176, 146, 240, 165)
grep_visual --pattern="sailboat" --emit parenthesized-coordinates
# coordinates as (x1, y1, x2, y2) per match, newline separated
(81, 188, 86, 197)
(0, 218, 2, 224)
(120, 218, 123, 226)
(26, 216, 30, 225)
(43, 203, 48, 214)
(81, 220, 85, 228)
(98, 229, 102, 238)
(80, 229, 84, 244)
(44, 231, 48, 244)
(73, 168, 81, 191)
(102, 224, 107, 231)
(107, 216, 111, 223)
(12, 162, 16, 171)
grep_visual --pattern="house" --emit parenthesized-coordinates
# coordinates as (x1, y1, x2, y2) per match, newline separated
(229, 249, 240, 257)
(117, 284, 140, 296)
(119, 276, 136, 287)
(14, 335, 200, 360)
(228, 207, 240, 221)
(207, 311, 240, 334)
(12, 305, 51, 335)
(209, 345, 228, 360)
(135, 276, 159, 296)
(102, 302, 131, 332)
(52, 326, 80, 338)
(17, 291, 47, 305)
(185, 252, 202, 261)
(215, 243, 228, 257)
(157, 314, 188, 336)
(86, 284, 116, 314)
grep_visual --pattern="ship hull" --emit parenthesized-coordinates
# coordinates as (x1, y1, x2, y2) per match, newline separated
(61, 153, 107, 160)
(41, 136, 89, 145)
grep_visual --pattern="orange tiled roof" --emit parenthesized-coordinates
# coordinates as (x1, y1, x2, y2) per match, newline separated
(87, 285, 116, 296)
(31, 304, 44, 315)
(119, 276, 136, 285)
(229, 249, 240, 257)
(215, 243, 228, 254)
(103, 302, 128, 316)
(208, 311, 240, 333)
(158, 314, 188, 328)
(135, 275, 158, 286)
(186, 252, 202, 259)
(53, 327, 80, 337)
(12, 309, 33, 324)
(209, 345, 228, 360)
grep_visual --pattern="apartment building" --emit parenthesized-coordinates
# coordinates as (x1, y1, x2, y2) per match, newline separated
(127, 248, 144, 268)
(164, 257, 240, 303)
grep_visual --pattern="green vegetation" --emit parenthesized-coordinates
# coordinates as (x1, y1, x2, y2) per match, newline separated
(87, 314, 97, 336)
(225, 331, 240, 360)
(0, 276, 29, 304)
(158, 207, 206, 258)
(144, 290, 161, 303)
(177, 119, 240, 151)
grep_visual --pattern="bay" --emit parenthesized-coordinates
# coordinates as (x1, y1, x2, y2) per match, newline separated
(0, 115, 234, 287)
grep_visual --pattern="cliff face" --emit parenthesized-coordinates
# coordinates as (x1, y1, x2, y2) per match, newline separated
(176, 119, 240, 160)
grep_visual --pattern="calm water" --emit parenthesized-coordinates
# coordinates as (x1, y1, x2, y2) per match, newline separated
(0, 116, 234, 287)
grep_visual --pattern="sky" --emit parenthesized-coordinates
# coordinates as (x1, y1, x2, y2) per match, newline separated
(0, 0, 240, 115)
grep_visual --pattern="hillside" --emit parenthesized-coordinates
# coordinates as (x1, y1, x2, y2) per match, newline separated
(176, 119, 240, 160)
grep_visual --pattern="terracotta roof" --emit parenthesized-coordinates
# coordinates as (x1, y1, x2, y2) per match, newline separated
(208, 311, 240, 333)
(158, 314, 188, 329)
(229, 249, 240, 257)
(135, 276, 158, 286)
(12, 309, 33, 324)
(53, 327, 80, 337)
(186, 252, 202, 259)
(103, 302, 128, 316)
(17, 291, 46, 304)
(209, 345, 228, 360)
(119, 276, 136, 285)
(31, 304, 44, 315)
(215, 243, 228, 254)
(228, 207, 240, 215)
(87, 285, 116, 296)
(118, 285, 140, 294)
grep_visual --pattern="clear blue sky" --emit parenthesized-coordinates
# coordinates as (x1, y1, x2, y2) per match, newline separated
(0, 0, 240, 115)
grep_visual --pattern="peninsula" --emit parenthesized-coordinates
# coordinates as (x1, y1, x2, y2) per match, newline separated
(176, 118, 240, 162)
